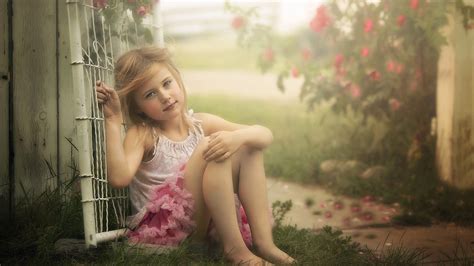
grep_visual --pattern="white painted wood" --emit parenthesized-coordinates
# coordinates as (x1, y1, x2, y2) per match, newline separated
(0, 0, 10, 218)
(66, 0, 97, 248)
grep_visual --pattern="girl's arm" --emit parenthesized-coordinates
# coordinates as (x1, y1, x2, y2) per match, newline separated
(105, 122, 146, 188)
(97, 81, 145, 188)
(194, 112, 273, 161)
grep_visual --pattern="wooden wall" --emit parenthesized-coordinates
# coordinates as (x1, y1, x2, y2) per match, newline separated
(0, 0, 78, 220)
(13, 0, 58, 198)
(0, 0, 10, 219)
(437, 2, 474, 188)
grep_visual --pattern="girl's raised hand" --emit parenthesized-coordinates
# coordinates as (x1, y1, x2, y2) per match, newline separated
(203, 131, 242, 162)
(95, 80, 122, 122)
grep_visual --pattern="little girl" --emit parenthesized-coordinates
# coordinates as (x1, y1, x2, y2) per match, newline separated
(95, 46, 295, 265)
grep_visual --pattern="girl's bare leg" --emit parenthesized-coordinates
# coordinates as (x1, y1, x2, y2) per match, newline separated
(184, 138, 264, 264)
(203, 157, 266, 264)
(183, 137, 211, 242)
(236, 146, 295, 264)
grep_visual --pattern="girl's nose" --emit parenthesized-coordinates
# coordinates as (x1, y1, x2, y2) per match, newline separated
(157, 91, 171, 103)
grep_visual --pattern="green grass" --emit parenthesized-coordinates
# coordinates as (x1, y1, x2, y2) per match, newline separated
(167, 34, 259, 71)
(1, 185, 433, 265)
(188, 94, 379, 183)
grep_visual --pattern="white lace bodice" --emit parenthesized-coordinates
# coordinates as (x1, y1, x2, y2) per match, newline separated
(128, 109, 204, 215)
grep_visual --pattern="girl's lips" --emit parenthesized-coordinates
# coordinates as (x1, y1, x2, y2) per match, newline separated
(163, 101, 177, 111)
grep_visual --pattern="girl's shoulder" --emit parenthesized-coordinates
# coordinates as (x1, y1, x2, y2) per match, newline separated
(191, 112, 212, 136)
(125, 124, 155, 151)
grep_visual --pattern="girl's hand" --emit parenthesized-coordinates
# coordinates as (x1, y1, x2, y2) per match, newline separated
(95, 80, 122, 122)
(203, 131, 242, 162)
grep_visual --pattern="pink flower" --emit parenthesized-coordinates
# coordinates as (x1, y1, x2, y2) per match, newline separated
(350, 84, 361, 99)
(361, 212, 374, 221)
(333, 201, 344, 210)
(334, 54, 344, 69)
(291, 66, 300, 78)
(93, 0, 107, 8)
(262, 48, 274, 62)
(395, 63, 404, 74)
(410, 0, 419, 10)
(386, 60, 395, 72)
(397, 15, 406, 27)
(409, 80, 418, 92)
(369, 70, 381, 81)
(127, 0, 136, 3)
(364, 19, 374, 33)
(231, 16, 245, 30)
(350, 204, 361, 213)
(360, 47, 369, 57)
(324, 211, 333, 218)
(310, 5, 331, 32)
(301, 48, 312, 61)
(137, 6, 147, 16)
(362, 195, 374, 202)
(389, 98, 401, 111)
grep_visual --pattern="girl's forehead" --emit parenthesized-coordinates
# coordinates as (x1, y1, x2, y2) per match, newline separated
(140, 64, 171, 88)
(149, 63, 170, 79)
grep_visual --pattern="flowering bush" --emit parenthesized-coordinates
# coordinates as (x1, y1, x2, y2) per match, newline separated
(92, 0, 156, 44)
(226, 0, 459, 166)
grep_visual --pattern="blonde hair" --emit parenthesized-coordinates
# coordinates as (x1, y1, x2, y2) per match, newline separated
(114, 46, 195, 147)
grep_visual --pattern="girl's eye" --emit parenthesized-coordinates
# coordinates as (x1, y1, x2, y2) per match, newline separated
(164, 80, 172, 87)
(145, 91, 157, 99)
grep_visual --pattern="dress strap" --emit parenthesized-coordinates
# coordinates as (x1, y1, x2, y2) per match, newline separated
(187, 109, 204, 137)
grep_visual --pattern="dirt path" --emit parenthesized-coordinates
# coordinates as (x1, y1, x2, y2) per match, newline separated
(267, 177, 474, 263)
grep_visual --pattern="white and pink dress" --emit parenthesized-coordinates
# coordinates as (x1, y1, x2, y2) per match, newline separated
(125, 110, 252, 247)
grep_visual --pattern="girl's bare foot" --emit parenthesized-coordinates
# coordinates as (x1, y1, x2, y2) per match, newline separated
(254, 243, 295, 265)
(225, 247, 272, 265)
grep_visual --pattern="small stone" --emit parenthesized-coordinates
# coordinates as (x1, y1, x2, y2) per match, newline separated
(324, 211, 333, 219)
(320, 160, 341, 173)
(359, 165, 387, 179)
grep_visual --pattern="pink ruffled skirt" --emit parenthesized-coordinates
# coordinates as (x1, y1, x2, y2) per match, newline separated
(126, 174, 252, 247)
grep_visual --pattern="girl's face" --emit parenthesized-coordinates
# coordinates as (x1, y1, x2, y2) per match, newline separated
(133, 64, 184, 122)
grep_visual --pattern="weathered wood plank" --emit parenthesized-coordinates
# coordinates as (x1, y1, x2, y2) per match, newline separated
(13, 0, 58, 198)
(436, 2, 474, 188)
(0, 0, 10, 219)
(58, 0, 79, 196)
(452, 6, 474, 187)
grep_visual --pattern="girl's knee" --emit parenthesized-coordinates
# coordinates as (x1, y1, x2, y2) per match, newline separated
(238, 144, 262, 157)
(193, 137, 211, 156)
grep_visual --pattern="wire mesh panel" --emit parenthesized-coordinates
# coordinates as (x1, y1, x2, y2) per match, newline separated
(66, 0, 153, 248)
